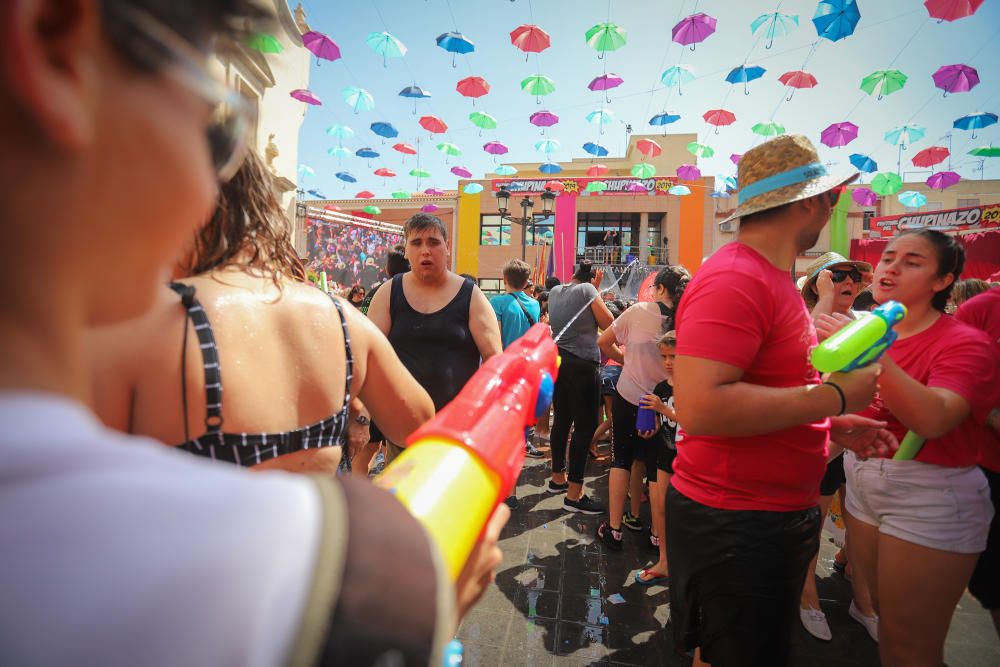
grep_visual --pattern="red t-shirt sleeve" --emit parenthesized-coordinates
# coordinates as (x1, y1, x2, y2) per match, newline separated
(927, 325, 1000, 414)
(676, 271, 773, 370)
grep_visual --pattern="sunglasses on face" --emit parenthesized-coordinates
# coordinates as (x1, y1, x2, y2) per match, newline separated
(829, 268, 862, 283)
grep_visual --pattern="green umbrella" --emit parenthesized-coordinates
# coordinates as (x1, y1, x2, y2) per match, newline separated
(687, 141, 715, 158)
(871, 172, 903, 196)
(362, 205, 381, 215)
(585, 22, 628, 56)
(409, 168, 431, 178)
(969, 145, 1000, 157)
(248, 32, 283, 53)
(436, 142, 462, 157)
(860, 70, 907, 100)
(521, 75, 556, 102)
(752, 121, 785, 137)
(391, 191, 411, 199)
(586, 181, 608, 193)
(631, 163, 656, 178)
(469, 111, 498, 132)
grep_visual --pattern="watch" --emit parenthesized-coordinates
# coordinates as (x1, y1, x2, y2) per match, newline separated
(354, 415, 370, 426)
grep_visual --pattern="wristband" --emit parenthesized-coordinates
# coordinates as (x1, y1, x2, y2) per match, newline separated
(823, 381, 847, 417)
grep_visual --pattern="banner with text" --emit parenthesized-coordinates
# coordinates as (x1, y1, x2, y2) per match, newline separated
(872, 202, 1000, 238)
(491, 176, 678, 196)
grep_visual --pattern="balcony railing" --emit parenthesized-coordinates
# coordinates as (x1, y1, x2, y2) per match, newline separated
(582, 245, 668, 266)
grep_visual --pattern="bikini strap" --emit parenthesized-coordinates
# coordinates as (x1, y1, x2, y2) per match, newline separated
(169, 282, 224, 434)
(324, 293, 354, 410)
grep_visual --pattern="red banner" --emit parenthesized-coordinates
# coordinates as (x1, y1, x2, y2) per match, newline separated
(872, 202, 1000, 238)
(491, 176, 678, 196)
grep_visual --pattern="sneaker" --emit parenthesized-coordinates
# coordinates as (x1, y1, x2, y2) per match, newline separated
(800, 606, 832, 641)
(525, 444, 546, 459)
(622, 511, 645, 532)
(849, 601, 879, 642)
(564, 495, 605, 515)
(596, 521, 623, 551)
(547, 479, 569, 493)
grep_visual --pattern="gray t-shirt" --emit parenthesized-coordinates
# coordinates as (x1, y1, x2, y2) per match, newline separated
(548, 281, 600, 363)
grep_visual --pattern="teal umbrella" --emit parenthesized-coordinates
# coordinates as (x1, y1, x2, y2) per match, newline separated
(898, 190, 927, 208)
(585, 22, 628, 58)
(669, 185, 692, 196)
(325, 124, 354, 139)
(750, 12, 799, 49)
(586, 109, 614, 135)
(342, 87, 375, 114)
(495, 165, 517, 176)
(884, 124, 925, 146)
(366, 31, 407, 67)
(661, 65, 695, 95)
(535, 139, 561, 154)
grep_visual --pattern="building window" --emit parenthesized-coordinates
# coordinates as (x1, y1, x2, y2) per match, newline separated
(862, 210, 875, 231)
(478, 278, 503, 296)
(480, 214, 511, 246)
(526, 214, 554, 246)
(925, 202, 944, 211)
(958, 198, 980, 208)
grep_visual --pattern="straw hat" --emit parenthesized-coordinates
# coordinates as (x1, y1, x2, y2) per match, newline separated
(800, 251, 872, 308)
(721, 135, 859, 225)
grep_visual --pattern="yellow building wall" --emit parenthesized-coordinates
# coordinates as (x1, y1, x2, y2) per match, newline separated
(456, 191, 481, 276)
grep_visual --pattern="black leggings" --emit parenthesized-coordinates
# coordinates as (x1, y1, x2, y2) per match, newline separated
(550, 350, 600, 484)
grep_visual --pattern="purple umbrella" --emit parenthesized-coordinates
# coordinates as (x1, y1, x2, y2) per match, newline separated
(932, 64, 979, 96)
(588, 74, 624, 102)
(677, 164, 702, 180)
(852, 187, 877, 206)
(730, 153, 742, 165)
(421, 204, 440, 213)
(484, 141, 509, 155)
(290, 88, 322, 105)
(302, 31, 341, 63)
(821, 121, 859, 147)
(926, 171, 961, 190)
(672, 12, 717, 50)
(451, 166, 473, 178)
(625, 183, 648, 193)
(530, 110, 560, 134)
(424, 188, 446, 195)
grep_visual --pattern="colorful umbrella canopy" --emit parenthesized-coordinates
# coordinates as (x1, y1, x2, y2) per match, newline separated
(297, 163, 315, 176)
(912, 146, 950, 167)
(328, 146, 352, 159)
(544, 180, 565, 192)
(398, 85, 431, 114)
(884, 124, 926, 146)
(871, 172, 903, 196)
(750, 12, 800, 49)
(419, 115, 448, 134)
(521, 75, 556, 102)
(589, 74, 624, 91)
(510, 24, 551, 58)
(650, 112, 682, 128)
(535, 139, 561, 154)
(586, 164, 609, 176)
(355, 147, 379, 159)
(933, 64, 980, 95)
(342, 86, 374, 113)
(248, 32, 283, 54)
(495, 165, 517, 176)
(370, 121, 398, 139)
(703, 108, 736, 133)
(335, 171, 357, 183)
(852, 187, 878, 206)
(374, 167, 396, 178)
(468, 111, 498, 134)
(688, 142, 715, 158)
(849, 153, 879, 173)
(391, 191, 411, 199)
(365, 31, 407, 67)
(812, 0, 861, 42)
(302, 31, 340, 62)
(730, 153, 742, 165)
(409, 168, 431, 178)
(530, 110, 560, 133)
(457, 76, 490, 101)
(424, 188, 446, 195)
(954, 112, 997, 139)
(436, 31, 475, 67)
(421, 204, 441, 213)
(779, 70, 818, 100)
(899, 191, 927, 208)
(393, 143, 417, 155)
(363, 205, 381, 215)
(631, 163, 656, 178)
(924, 0, 985, 22)
(821, 121, 859, 148)
(672, 13, 717, 50)
(586, 109, 615, 132)
(711, 191, 731, 199)
(585, 23, 628, 57)
(306, 189, 325, 198)
(926, 171, 961, 190)
(860, 70, 907, 100)
(583, 142, 609, 157)
(677, 164, 702, 180)
(290, 88, 321, 105)
(586, 181, 608, 193)
(437, 142, 462, 159)
(483, 141, 509, 155)
(726, 65, 766, 95)
(660, 65, 695, 95)
(969, 145, 1000, 157)
(626, 183, 648, 193)
(326, 124, 354, 139)
(539, 163, 563, 174)
(752, 121, 785, 137)
(637, 139, 662, 158)
(669, 185, 692, 196)
(355, 190, 375, 199)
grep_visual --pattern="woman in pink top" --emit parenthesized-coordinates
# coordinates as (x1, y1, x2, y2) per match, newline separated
(826, 229, 999, 667)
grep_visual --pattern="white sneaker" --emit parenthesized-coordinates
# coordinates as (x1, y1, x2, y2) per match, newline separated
(849, 601, 879, 642)
(800, 606, 832, 641)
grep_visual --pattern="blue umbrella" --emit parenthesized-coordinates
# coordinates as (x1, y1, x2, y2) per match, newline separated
(725, 65, 766, 95)
(539, 163, 563, 174)
(812, 0, 860, 43)
(356, 147, 379, 159)
(849, 153, 878, 173)
(335, 171, 357, 184)
(307, 189, 326, 198)
(583, 142, 609, 157)
(370, 121, 398, 141)
(399, 85, 432, 114)
(954, 112, 998, 139)
(710, 190, 731, 199)
(436, 31, 475, 67)
(650, 112, 681, 127)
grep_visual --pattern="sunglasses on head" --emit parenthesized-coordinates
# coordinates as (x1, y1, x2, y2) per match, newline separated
(826, 184, 847, 206)
(829, 268, 862, 283)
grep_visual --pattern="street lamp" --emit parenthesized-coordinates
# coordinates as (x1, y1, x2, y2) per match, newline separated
(495, 185, 557, 261)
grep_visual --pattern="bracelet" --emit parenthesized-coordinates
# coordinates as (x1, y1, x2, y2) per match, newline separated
(824, 381, 847, 417)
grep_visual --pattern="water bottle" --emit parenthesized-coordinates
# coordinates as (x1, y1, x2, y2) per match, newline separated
(636, 405, 657, 432)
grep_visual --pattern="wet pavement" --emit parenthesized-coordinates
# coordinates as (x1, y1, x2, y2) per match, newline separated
(457, 449, 1000, 666)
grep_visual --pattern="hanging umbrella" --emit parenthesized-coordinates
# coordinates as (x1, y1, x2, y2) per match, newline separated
(468, 111, 498, 136)
(374, 167, 396, 181)
(323, 204, 341, 212)
(530, 110, 560, 134)
(335, 171, 357, 183)
(302, 31, 340, 62)
(752, 121, 785, 137)
(421, 204, 441, 213)
(363, 205, 381, 215)
(583, 142, 609, 157)
(821, 121, 859, 148)
(586, 181, 608, 193)
(933, 64, 980, 95)
(899, 191, 927, 208)
(370, 121, 398, 140)
(342, 86, 375, 113)
(626, 183, 648, 193)
(711, 191, 731, 199)
(812, 0, 861, 42)
(393, 143, 417, 155)
(924, 0, 985, 22)
(954, 112, 997, 139)
(464, 183, 484, 194)
(703, 108, 736, 134)
(912, 146, 949, 167)
(669, 185, 692, 196)
(436, 31, 475, 67)
(521, 75, 556, 103)
(398, 85, 431, 114)
(660, 65, 695, 95)
(328, 146, 352, 160)
(419, 115, 448, 135)
(495, 165, 517, 176)
(927, 171, 961, 190)
(409, 168, 431, 179)
(586, 109, 614, 135)
(450, 166, 473, 179)
(730, 153, 742, 165)
(248, 32, 283, 54)
(726, 65, 766, 95)
(390, 191, 411, 200)
(535, 139, 561, 154)
(326, 124, 354, 140)
(778, 70, 818, 100)
(483, 141, 509, 156)
(586, 164, 609, 176)
(650, 112, 681, 127)
(456, 76, 490, 103)
(672, 13, 717, 51)
(871, 172, 903, 196)
(355, 190, 375, 199)
(750, 12, 800, 49)
(849, 153, 878, 173)
(437, 142, 461, 156)
(722, 175, 738, 191)
(306, 190, 325, 199)
(969, 145, 1000, 157)
(544, 180, 565, 192)
(631, 163, 656, 178)
(884, 124, 926, 146)
(424, 188, 446, 195)
(366, 31, 407, 67)
(290, 89, 321, 105)
(585, 23, 628, 58)
(355, 147, 379, 158)
(637, 139, 662, 158)
(860, 70, 907, 100)
(688, 142, 715, 158)
(852, 188, 878, 206)
(510, 24, 551, 60)
(677, 164, 701, 180)
(588, 73, 625, 102)
(539, 163, 563, 174)
(297, 163, 315, 176)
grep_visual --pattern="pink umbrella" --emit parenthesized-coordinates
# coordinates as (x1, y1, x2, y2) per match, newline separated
(820, 121, 859, 148)
(932, 64, 979, 95)
(852, 187, 878, 206)
(421, 204, 440, 213)
(530, 110, 559, 134)
(290, 88, 322, 105)
(483, 141, 509, 156)
(926, 171, 961, 190)
(544, 180, 565, 192)
(672, 13, 717, 50)
(588, 74, 624, 102)
(302, 31, 341, 62)
(677, 164, 702, 180)
(457, 76, 491, 101)
(419, 115, 448, 134)
(424, 188, 446, 195)
(451, 166, 473, 178)
(637, 139, 662, 158)
(703, 108, 736, 134)
(625, 183, 648, 193)
(924, 0, 985, 22)
(730, 153, 742, 165)
(586, 164, 609, 176)
(778, 70, 818, 100)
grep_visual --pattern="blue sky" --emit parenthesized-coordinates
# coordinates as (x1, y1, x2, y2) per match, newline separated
(292, 0, 1000, 200)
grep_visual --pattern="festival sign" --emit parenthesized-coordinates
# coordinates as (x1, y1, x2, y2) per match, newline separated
(872, 202, 1000, 238)
(491, 176, 678, 196)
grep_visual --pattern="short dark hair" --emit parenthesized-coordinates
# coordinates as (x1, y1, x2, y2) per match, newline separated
(573, 259, 594, 282)
(386, 244, 409, 276)
(404, 213, 448, 242)
(894, 229, 964, 312)
(544, 276, 561, 290)
(852, 289, 878, 312)
(502, 259, 531, 290)
(658, 331, 677, 348)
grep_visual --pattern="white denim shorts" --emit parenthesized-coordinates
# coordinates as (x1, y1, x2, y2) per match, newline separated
(844, 451, 994, 554)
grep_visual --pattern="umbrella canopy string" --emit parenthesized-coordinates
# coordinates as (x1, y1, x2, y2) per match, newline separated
(643, 0, 691, 121)
(844, 15, 926, 123)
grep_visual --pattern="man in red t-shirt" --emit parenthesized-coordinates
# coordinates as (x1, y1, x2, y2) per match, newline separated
(668, 135, 897, 667)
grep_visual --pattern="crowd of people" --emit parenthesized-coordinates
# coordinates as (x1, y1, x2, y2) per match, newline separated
(304, 217, 404, 293)
(1, 3, 998, 666)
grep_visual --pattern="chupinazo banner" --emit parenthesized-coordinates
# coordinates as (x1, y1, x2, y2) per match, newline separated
(872, 202, 1000, 238)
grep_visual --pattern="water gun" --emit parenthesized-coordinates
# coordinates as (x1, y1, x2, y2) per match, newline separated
(811, 301, 907, 373)
(892, 430, 926, 460)
(374, 324, 558, 580)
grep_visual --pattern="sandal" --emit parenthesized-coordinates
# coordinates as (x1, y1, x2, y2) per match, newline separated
(635, 568, 669, 587)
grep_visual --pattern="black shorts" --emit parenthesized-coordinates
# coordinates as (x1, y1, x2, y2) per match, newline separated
(657, 440, 677, 477)
(970, 467, 1000, 610)
(665, 486, 820, 666)
(611, 391, 676, 482)
(819, 453, 846, 497)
